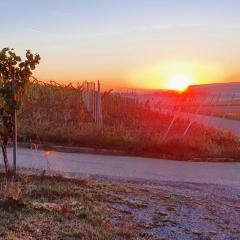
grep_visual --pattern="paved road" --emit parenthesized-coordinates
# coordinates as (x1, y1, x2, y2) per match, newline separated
(2, 148, 240, 188)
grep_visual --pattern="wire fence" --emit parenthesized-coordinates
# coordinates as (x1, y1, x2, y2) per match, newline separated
(15, 79, 240, 144)
(82, 80, 103, 129)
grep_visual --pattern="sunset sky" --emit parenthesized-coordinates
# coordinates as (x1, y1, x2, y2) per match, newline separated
(1, 0, 240, 90)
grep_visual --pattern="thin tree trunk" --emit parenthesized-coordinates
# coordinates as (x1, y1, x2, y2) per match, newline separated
(1, 143, 10, 175)
(1, 120, 12, 176)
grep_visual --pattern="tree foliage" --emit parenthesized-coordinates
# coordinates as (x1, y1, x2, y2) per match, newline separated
(0, 48, 40, 174)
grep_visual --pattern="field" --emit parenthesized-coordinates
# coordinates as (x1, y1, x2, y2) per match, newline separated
(16, 80, 240, 161)
(149, 93, 240, 120)
(0, 172, 239, 240)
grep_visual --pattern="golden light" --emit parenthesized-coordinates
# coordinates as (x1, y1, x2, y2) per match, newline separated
(44, 150, 51, 157)
(167, 74, 194, 92)
(127, 61, 224, 90)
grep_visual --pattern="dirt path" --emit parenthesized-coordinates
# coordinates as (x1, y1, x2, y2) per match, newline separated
(3, 148, 240, 188)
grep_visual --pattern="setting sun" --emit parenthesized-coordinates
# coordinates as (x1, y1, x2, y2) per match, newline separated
(167, 74, 194, 92)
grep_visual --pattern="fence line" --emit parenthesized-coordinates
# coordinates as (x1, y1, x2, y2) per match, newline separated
(26, 78, 240, 139)
(82, 80, 103, 129)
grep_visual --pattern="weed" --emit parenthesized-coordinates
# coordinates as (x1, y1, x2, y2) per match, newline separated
(0, 180, 23, 206)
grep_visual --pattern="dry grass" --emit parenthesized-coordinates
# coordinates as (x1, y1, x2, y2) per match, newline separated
(0, 172, 239, 239)
(0, 173, 141, 240)
(0, 180, 23, 204)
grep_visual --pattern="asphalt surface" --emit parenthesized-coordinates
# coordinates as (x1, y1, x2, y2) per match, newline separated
(2, 147, 240, 188)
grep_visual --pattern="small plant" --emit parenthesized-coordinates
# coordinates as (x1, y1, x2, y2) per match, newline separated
(6, 232, 21, 240)
(1, 180, 23, 205)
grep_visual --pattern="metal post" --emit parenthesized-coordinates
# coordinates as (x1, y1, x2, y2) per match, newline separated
(12, 79, 17, 171)
(97, 80, 100, 128)
(93, 82, 96, 122)
(183, 96, 209, 137)
(13, 108, 17, 171)
(97, 80, 103, 129)
(163, 95, 183, 140)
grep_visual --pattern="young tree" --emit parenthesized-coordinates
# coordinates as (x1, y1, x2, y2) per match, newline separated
(0, 48, 40, 175)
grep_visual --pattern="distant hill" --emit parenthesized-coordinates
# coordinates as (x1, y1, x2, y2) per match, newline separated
(126, 82, 240, 97)
(187, 82, 240, 95)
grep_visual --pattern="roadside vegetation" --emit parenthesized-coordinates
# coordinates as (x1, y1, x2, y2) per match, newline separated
(17, 81, 240, 162)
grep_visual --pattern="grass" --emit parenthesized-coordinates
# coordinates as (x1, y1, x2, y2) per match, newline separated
(0, 172, 148, 240)
(0, 172, 239, 239)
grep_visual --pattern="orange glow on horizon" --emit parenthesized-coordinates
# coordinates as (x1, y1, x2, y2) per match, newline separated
(127, 62, 227, 90)
(35, 60, 238, 91)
